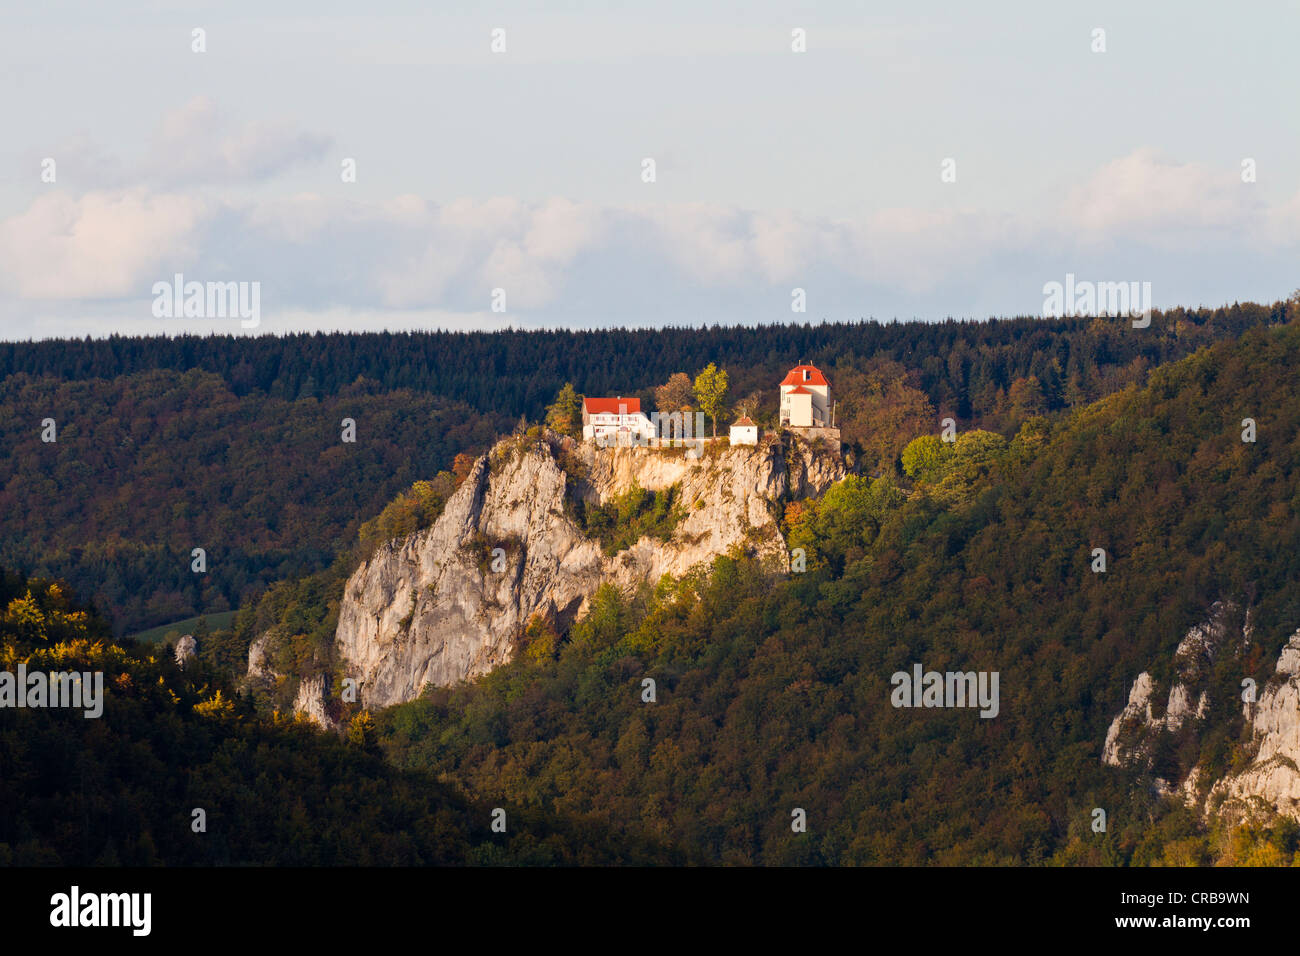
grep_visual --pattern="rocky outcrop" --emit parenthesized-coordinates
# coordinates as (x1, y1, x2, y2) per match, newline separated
(242, 630, 336, 729)
(328, 430, 843, 709)
(247, 633, 272, 681)
(1102, 672, 1159, 767)
(1101, 601, 1241, 772)
(1207, 628, 1300, 821)
(1101, 600, 1300, 823)
(174, 634, 197, 669)
(293, 674, 335, 729)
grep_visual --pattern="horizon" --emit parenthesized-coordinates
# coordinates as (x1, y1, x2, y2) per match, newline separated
(2, 295, 1289, 346)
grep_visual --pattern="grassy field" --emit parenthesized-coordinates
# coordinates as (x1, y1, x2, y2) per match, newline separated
(125, 610, 237, 645)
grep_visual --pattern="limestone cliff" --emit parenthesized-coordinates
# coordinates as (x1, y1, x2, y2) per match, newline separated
(1101, 600, 1300, 822)
(1101, 601, 1236, 772)
(174, 634, 197, 669)
(327, 430, 843, 709)
(1207, 627, 1300, 821)
(293, 674, 335, 729)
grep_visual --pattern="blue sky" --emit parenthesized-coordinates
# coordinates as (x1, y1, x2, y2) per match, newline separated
(2, 0, 1297, 338)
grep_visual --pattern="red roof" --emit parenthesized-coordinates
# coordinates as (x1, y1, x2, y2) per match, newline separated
(780, 365, 828, 387)
(732, 416, 755, 426)
(584, 397, 641, 415)
(786, 385, 812, 395)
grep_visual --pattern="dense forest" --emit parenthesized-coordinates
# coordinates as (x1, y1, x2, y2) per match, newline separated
(0, 570, 678, 865)
(0, 303, 1288, 635)
(2, 306, 1282, 425)
(6, 303, 1300, 866)
(363, 321, 1300, 865)
(0, 371, 505, 634)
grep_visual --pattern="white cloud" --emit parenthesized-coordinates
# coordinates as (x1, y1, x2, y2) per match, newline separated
(376, 197, 606, 310)
(1060, 148, 1260, 239)
(639, 203, 753, 285)
(2, 148, 1297, 328)
(1262, 189, 1300, 246)
(41, 97, 332, 191)
(747, 211, 846, 284)
(523, 198, 605, 263)
(145, 97, 332, 185)
(0, 189, 208, 299)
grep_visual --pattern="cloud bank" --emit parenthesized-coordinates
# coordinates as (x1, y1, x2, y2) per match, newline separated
(2, 146, 1297, 337)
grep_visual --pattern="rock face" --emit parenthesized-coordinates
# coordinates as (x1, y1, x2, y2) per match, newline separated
(1101, 600, 1300, 822)
(242, 631, 336, 728)
(1101, 672, 1160, 767)
(331, 430, 843, 709)
(1208, 628, 1300, 821)
(1101, 602, 1239, 770)
(174, 634, 197, 669)
(293, 674, 334, 729)
(247, 633, 272, 681)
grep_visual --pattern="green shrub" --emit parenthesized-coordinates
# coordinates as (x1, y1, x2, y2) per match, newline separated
(582, 483, 685, 556)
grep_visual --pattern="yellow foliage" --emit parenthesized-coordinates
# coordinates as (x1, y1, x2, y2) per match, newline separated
(194, 690, 236, 719)
(3, 590, 47, 641)
(522, 615, 560, 663)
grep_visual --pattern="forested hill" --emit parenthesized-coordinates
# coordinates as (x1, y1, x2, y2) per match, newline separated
(0, 569, 677, 865)
(0, 300, 1286, 636)
(0, 375, 506, 634)
(5, 302, 1285, 423)
(6, 311, 1300, 866)
(374, 319, 1300, 865)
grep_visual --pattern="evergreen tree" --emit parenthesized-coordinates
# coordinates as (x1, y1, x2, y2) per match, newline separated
(545, 383, 581, 437)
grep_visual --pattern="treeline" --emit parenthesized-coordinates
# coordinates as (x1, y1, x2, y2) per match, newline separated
(2, 303, 1285, 424)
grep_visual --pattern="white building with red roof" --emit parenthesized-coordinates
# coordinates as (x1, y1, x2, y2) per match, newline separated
(729, 415, 759, 446)
(581, 396, 656, 445)
(779, 364, 832, 428)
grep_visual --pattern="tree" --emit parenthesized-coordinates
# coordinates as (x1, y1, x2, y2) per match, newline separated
(347, 710, 378, 752)
(545, 383, 581, 437)
(1005, 375, 1047, 424)
(655, 373, 695, 414)
(952, 429, 1008, 468)
(2, 589, 47, 642)
(693, 363, 729, 438)
(452, 452, 476, 486)
(736, 390, 762, 419)
(901, 434, 949, 481)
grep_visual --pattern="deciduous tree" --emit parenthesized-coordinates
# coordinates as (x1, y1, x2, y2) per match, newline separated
(693, 363, 729, 438)
(654, 373, 695, 414)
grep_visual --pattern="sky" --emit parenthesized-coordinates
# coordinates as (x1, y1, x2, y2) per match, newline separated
(1, 0, 1297, 339)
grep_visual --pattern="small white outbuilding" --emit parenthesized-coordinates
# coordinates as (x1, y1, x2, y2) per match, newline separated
(729, 416, 759, 446)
